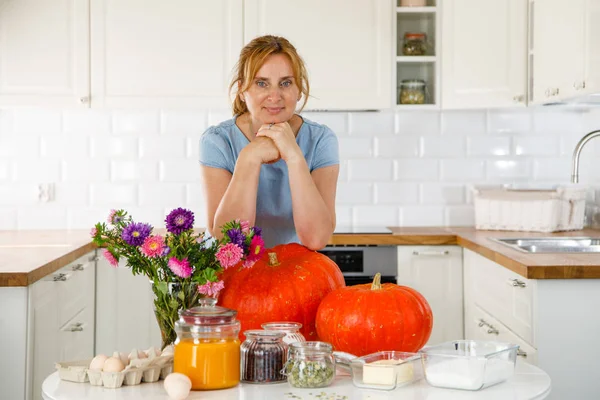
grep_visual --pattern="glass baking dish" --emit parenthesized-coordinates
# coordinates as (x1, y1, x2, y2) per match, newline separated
(342, 351, 423, 390)
(419, 340, 519, 391)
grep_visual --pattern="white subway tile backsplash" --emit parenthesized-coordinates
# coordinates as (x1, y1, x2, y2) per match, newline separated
(395, 111, 440, 135)
(348, 159, 393, 181)
(396, 159, 439, 180)
(91, 137, 139, 159)
(160, 160, 202, 182)
(514, 136, 560, 156)
(63, 110, 111, 135)
(140, 137, 186, 159)
(336, 182, 373, 205)
(54, 184, 89, 206)
(488, 109, 532, 134)
(139, 183, 186, 206)
(335, 206, 353, 226)
(41, 135, 89, 158)
(13, 160, 61, 182)
(338, 137, 374, 158)
(533, 109, 583, 134)
(13, 109, 62, 134)
(442, 111, 486, 136)
(186, 184, 206, 207)
(445, 205, 475, 226)
(161, 111, 207, 136)
(486, 160, 531, 180)
(0, 136, 39, 158)
(401, 206, 444, 226)
(354, 206, 399, 226)
(17, 206, 67, 229)
(0, 110, 14, 134)
(420, 184, 466, 204)
(467, 137, 511, 157)
(421, 136, 465, 158)
(376, 136, 420, 158)
(67, 207, 114, 229)
(62, 160, 110, 183)
(441, 160, 485, 181)
(187, 137, 201, 160)
(302, 112, 348, 135)
(0, 162, 10, 181)
(0, 208, 17, 229)
(113, 111, 160, 135)
(111, 161, 159, 182)
(0, 184, 38, 206)
(348, 112, 394, 136)
(338, 160, 348, 182)
(207, 110, 233, 127)
(90, 183, 138, 206)
(375, 182, 419, 204)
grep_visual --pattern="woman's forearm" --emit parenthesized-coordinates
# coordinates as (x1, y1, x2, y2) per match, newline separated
(287, 159, 335, 250)
(212, 157, 261, 238)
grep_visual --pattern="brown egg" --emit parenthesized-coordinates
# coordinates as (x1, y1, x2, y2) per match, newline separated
(89, 354, 108, 370)
(103, 357, 125, 373)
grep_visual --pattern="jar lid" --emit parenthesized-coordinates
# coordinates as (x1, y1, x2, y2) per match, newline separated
(400, 79, 426, 88)
(289, 341, 332, 355)
(404, 32, 426, 39)
(261, 322, 303, 332)
(244, 330, 286, 341)
(179, 297, 237, 326)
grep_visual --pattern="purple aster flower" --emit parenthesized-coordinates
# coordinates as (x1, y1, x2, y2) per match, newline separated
(121, 222, 152, 247)
(227, 228, 246, 250)
(165, 208, 194, 235)
(253, 226, 262, 237)
(162, 246, 171, 256)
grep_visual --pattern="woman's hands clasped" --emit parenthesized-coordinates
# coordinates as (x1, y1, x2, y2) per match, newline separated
(256, 122, 303, 164)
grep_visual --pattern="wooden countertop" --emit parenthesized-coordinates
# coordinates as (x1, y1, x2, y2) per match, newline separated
(2, 227, 600, 287)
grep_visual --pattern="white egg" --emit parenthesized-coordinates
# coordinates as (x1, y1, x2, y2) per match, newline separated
(89, 354, 108, 370)
(164, 373, 192, 400)
(103, 357, 125, 373)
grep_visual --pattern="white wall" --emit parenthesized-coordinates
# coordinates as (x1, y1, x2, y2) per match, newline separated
(1, 106, 600, 230)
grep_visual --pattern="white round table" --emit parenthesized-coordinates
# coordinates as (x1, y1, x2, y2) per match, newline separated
(42, 359, 551, 400)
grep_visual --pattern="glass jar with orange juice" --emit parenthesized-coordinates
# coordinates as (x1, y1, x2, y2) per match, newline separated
(173, 298, 241, 390)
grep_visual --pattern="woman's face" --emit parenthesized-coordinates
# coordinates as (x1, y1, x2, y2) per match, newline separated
(241, 53, 300, 125)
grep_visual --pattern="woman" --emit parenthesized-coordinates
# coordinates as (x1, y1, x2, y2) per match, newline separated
(199, 35, 339, 250)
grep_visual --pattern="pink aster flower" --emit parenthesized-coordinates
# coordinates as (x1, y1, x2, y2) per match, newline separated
(107, 209, 117, 224)
(103, 249, 118, 267)
(240, 220, 251, 234)
(90, 227, 97, 238)
(140, 235, 165, 258)
(197, 280, 225, 297)
(242, 235, 265, 268)
(168, 257, 193, 278)
(216, 243, 244, 269)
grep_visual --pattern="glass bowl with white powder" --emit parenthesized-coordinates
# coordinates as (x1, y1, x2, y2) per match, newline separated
(419, 340, 519, 391)
(346, 351, 424, 390)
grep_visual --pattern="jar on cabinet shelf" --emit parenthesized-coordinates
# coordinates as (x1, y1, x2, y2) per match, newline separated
(173, 298, 240, 390)
(403, 32, 428, 56)
(241, 330, 288, 384)
(399, 79, 427, 104)
(284, 341, 335, 388)
(261, 322, 306, 346)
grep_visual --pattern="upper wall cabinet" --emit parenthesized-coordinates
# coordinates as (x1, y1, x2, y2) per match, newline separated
(90, 0, 243, 108)
(244, 0, 392, 110)
(0, 0, 90, 108)
(441, 0, 528, 109)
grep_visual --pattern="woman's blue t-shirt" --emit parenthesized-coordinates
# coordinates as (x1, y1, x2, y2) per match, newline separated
(199, 115, 339, 248)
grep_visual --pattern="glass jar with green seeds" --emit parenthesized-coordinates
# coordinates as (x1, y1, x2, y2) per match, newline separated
(284, 341, 336, 388)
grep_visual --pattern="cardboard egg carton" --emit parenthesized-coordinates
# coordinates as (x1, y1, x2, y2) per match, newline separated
(55, 346, 174, 389)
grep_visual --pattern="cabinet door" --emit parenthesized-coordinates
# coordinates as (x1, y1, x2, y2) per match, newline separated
(0, 0, 90, 107)
(397, 246, 463, 346)
(581, 0, 600, 95)
(90, 0, 243, 108)
(244, 0, 392, 110)
(59, 306, 95, 362)
(441, 0, 527, 109)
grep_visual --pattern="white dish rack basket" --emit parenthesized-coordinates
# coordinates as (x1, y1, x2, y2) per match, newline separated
(473, 185, 588, 232)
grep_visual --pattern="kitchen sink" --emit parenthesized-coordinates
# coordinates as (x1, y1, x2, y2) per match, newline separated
(489, 237, 600, 253)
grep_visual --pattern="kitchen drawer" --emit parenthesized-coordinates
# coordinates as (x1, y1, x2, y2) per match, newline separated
(468, 304, 537, 366)
(55, 253, 96, 328)
(59, 306, 94, 362)
(469, 251, 535, 346)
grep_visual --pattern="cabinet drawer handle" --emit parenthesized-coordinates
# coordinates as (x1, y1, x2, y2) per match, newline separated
(72, 263, 84, 271)
(487, 327, 499, 335)
(69, 324, 84, 332)
(412, 250, 450, 256)
(517, 349, 527, 358)
(53, 273, 68, 282)
(507, 278, 526, 288)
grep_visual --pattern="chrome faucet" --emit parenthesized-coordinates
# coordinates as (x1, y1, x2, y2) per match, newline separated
(571, 129, 600, 183)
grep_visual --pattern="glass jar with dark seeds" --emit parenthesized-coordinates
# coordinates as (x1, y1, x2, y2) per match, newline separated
(240, 330, 288, 384)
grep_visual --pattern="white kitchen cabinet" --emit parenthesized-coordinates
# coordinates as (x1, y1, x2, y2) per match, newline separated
(90, 0, 243, 108)
(441, 0, 528, 109)
(244, 0, 392, 110)
(0, 0, 90, 107)
(27, 252, 96, 400)
(95, 255, 161, 356)
(580, 0, 600, 96)
(397, 246, 463, 346)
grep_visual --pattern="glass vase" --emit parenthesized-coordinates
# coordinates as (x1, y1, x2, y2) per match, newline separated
(151, 280, 201, 350)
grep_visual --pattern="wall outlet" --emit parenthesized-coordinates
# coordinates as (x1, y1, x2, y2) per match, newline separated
(38, 183, 55, 203)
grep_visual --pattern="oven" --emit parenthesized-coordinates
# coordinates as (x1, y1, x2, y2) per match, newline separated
(318, 245, 397, 286)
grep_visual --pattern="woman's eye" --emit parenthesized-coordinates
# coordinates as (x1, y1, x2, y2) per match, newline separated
(256, 81, 267, 88)
(281, 80, 292, 87)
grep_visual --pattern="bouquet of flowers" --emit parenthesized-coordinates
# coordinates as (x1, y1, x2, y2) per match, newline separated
(91, 207, 265, 348)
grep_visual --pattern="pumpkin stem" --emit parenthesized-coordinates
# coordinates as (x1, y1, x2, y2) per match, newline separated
(268, 252, 280, 266)
(371, 273, 382, 290)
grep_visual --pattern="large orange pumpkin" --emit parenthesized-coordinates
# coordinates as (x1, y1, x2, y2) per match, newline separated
(218, 243, 346, 340)
(315, 273, 433, 356)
